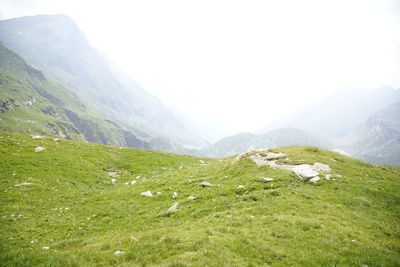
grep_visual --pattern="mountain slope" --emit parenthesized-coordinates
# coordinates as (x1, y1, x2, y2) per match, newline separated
(0, 14, 208, 152)
(210, 127, 331, 157)
(0, 42, 152, 148)
(0, 133, 399, 266)
(257, 87, 400, 140)
(338, 103, 400, 165)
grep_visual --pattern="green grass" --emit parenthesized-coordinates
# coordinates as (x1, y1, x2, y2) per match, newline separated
(1, 133, 399, 266)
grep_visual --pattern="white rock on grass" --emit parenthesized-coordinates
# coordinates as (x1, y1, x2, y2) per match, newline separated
(236, 185, 245, 189)
(130, 236, 139, 242)
(114, 250, 124, 255)
(310, 176, 321, 183)
(260, 177, 274, 182)
(52, 138, 60, 141)
(292, 164, 319, 179)
(111, 179, 117, 184)
(156, 192, 162, 195)
(42, 247, 50, 250)
(188, 196, 197, 200)
(199, 182, 213, 187)
(32, 136, 43, 140)
(312, 162, 332, 172)
(325, 174, 332, 180)
(141, 191, 153, 197)
(167, 202, 179, 212)
(172, 192, 178, 199)
(15, 182, 33, 187)
(130, 180, 137, 185)
(34, 147, 45, 152)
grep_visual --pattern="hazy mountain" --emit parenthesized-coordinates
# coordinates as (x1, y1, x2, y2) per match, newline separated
(0, 14, 208, 152)
(338, 103, 400, 165)
(209, 127, 332, 157)
(257, 88, 400, 140)
(0, 42, 154, 148)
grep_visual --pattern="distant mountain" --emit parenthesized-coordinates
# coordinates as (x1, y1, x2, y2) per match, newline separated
(209, 127, 332, 157)
(338, 103, 400, 165)
(0, 14, 208, 153)
(257, 88, 400, 140)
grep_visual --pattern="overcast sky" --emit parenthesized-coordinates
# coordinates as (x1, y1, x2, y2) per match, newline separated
(1, 0, 400, 141)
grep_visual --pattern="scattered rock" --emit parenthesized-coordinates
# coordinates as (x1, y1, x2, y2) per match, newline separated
(141, 191, 153, 197)
(111, 179, 117, 184)
(312, 162, 331, 172)
(130, 180, 137, 185)
(260, 177, 274, 182)
(325, 174, 332, 180)
(199, 182, 213, 187)
(42, 247, 50, 250)
(114, 250, 124, 255)
(199, 160, 205, 164)
(156, 192, 162, 195)
(310, 176, 321, 183)
(292, 164, 319, 179)
(172, 192, 178, 199)
(188, 196, 197, 200)
(236, 185, 245, 189)
(52, 138, 60, 141)
(15, 182, 33, 187)
(31, 136, 43, 140)
(179, 165, 183, 170)
(105, 171, 119, 177)
(34, 147, 45, 152)
(167, 202, 179, 212)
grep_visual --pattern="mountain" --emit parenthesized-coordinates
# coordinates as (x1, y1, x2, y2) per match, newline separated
(338, 103, 400, 165)
(0, 14, 208, 153)
(0, 42, 153, 148)
(209, 127, 332, 157)
(1, 132, 399, 266)
(257, 87, 400, 140)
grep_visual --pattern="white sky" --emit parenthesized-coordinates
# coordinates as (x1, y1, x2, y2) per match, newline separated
(1, 0, 400, 141)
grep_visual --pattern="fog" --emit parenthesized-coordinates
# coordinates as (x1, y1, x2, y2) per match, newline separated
(1, 0, 400, 141)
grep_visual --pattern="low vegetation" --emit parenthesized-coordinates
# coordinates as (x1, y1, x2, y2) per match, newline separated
(0, 133, 399, 266)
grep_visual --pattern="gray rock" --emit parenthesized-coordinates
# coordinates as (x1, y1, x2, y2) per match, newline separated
(312, 162, 332, 172)
(32, 136, 43, 140)
(199, 182, 213, 187)
(172, 192, 178, 199)
(236, 185, 245, 189)
(15, 182, 33, 187)
(34, 147, 45, 152)
(310, 176, 321, 183)
(292, 164, 319, 179)
(325, 174, 332, 180)
(188, 196, 197, 200)
(140, 191, 153, 197)
(114, 250, 124, 255)
(167, 202, 179, 212)
(260, 177, 274, 182)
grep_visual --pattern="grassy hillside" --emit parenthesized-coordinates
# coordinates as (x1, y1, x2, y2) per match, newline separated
(1, 133, 399, 266)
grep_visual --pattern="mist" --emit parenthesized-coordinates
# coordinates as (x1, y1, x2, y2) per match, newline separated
(1, 0, 399, 142)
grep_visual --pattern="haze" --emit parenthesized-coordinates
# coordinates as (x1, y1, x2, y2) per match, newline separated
(1, 0, 399, 141)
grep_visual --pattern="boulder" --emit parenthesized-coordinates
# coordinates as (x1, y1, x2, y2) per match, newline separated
(312, 162, 331, 172)
(310, 176, 321, 183)
(292, 164, 319, 179)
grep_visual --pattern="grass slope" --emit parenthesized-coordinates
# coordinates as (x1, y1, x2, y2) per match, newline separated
(0, 133, 399, 266)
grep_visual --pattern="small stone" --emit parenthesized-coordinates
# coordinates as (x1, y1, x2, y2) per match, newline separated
(179, 165, 183, 169)
(141, 191, 153, 197)
(15, 182, 33, 187)
(42, 247, 50, 250)
(325, 174, 332, 180)
(32, 136, 43, 140)
(130, 180, 137, 185)
(52, 138, 60, 141)
(312, 162, 332, 172)
(130, 236, 139, 242)
(114, 250, 124, 255)
(293, 164, 319, 179)
(111, 179, 117, 184)
(260, 177, 274, 182)
(172, 192, 178, 199)
(310, 176, 321, 183)
(34, 147, 45, 152)
(156, 192, 162, 195)
(199, 182, 212, 187)
(188, 196, 197, 200)
(167, 202, 179, 212)
(236, 185, 245, 189)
